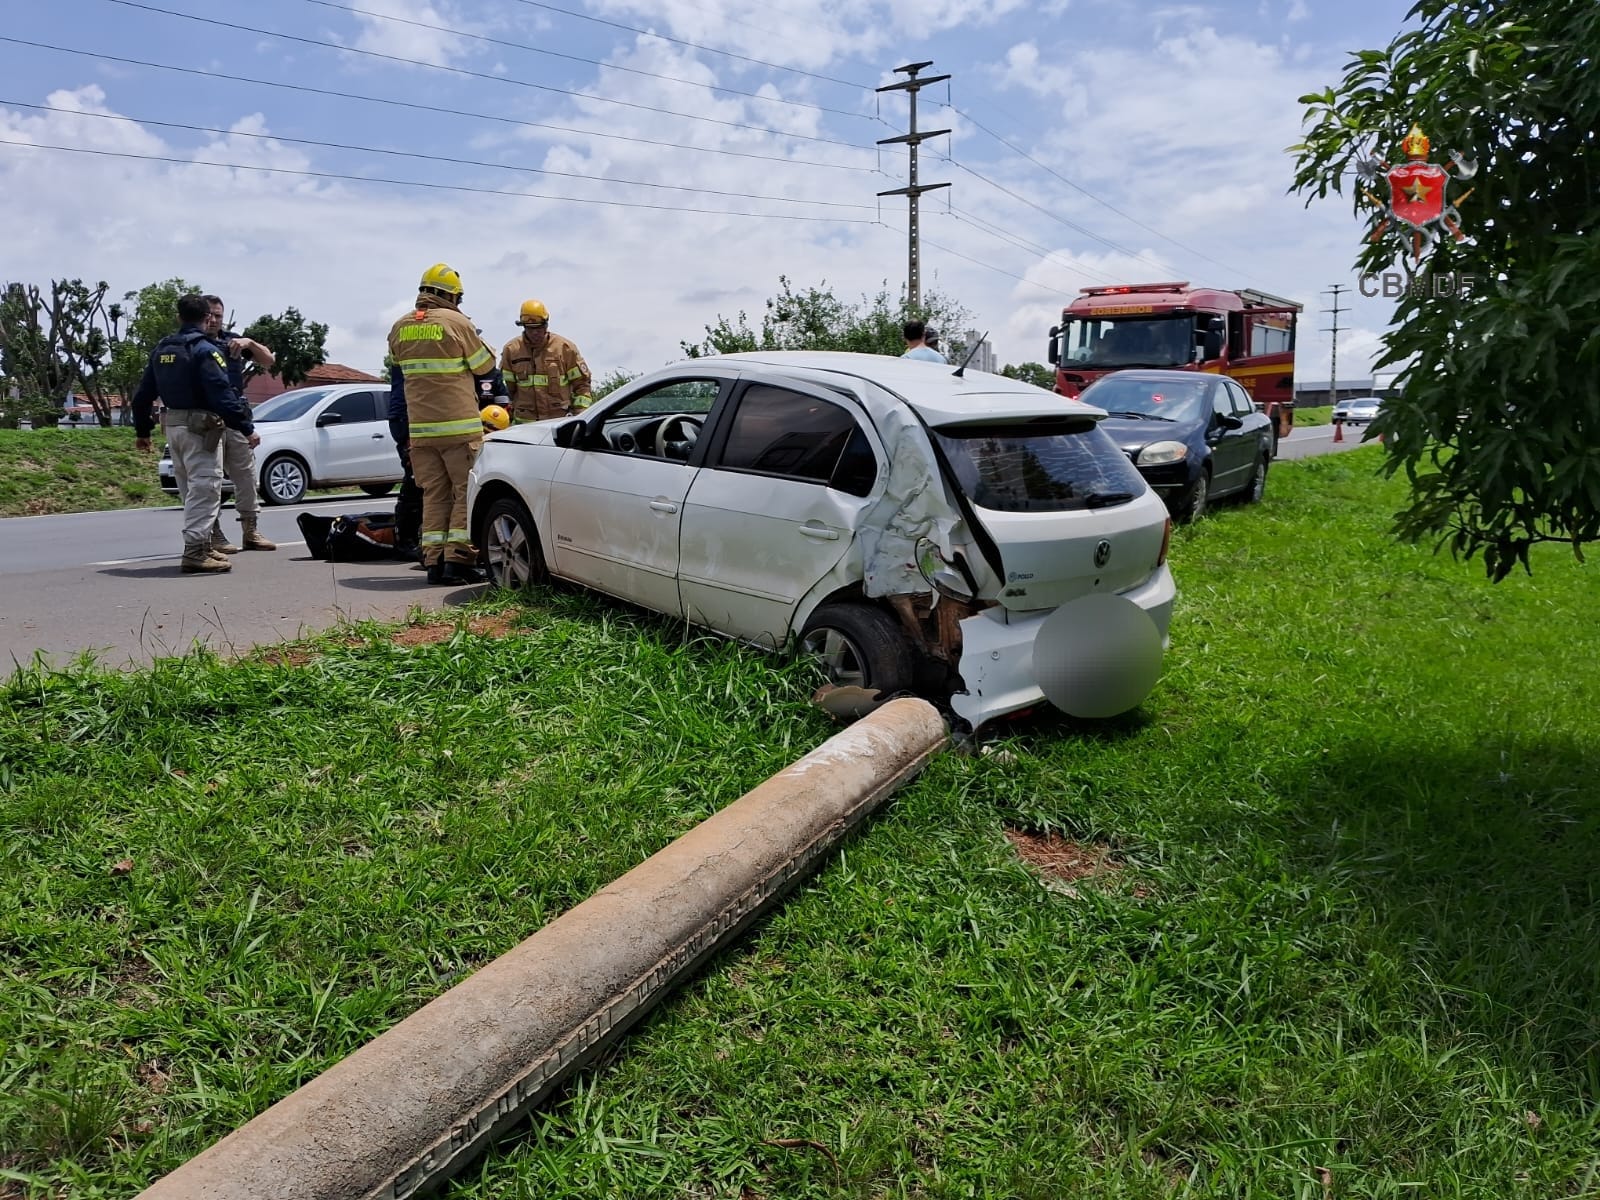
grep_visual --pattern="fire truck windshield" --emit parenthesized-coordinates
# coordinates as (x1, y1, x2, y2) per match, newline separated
(1059, 315, 1196, 369)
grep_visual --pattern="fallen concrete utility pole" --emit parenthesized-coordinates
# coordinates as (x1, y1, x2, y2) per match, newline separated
(138, 697, 948, 1200)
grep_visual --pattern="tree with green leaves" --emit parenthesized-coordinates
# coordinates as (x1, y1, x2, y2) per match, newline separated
(0, 279, 121, 425)
(104, 277, 200, 414)
(682, 276, 970, 362)
(1290, 0, 1600, 580)
(1001, 362, 1055, 390)
(242, 308, 328, 388)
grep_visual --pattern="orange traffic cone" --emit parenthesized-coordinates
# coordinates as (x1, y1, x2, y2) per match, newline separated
(1333, 420, 1344, 443)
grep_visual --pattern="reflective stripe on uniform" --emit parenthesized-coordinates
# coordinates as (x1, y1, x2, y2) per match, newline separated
(563, 366, 585, 383)
(516, 373, 549, 387)
(446, 529, 471, 543)
(398, 357, 469, 376)
(572, 395, 593, 409)
(465, 345, 494, 372)
(411, 417, 483, 438)
(420, 531, 447, 545)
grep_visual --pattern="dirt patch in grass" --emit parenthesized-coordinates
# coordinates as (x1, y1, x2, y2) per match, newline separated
(21, 497, 60, 516)
(1005, 829, 1123, 885)
(258, 647, 320, 668)
(390, 611, 520, 647)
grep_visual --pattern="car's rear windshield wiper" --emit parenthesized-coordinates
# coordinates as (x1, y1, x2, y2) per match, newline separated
(1083, 491, 1136, 508)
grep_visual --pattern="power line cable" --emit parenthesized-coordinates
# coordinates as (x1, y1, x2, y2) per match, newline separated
(101, 0, 875, 150)
(0, 38, 879, 173)
(875, 217, 1077, 299)
(943, 103, 1248, 277)
(933, 153, 1176, 272)
(0, 137, 881, 222)
(293, 0, 873, 120)
(1, 100, 877, 209)
(921, 232, 1077, 299)
(504, 0, 874, 91)
(947, 205, 1120, 286)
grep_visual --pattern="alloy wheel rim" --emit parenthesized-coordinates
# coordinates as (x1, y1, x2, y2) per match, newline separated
(801, 627, 867, 688)
(268, 461, 304, 501)
(486, 514, 531, 586)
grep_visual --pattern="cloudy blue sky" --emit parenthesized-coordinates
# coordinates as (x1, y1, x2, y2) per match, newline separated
(0, 0, 1412, 383)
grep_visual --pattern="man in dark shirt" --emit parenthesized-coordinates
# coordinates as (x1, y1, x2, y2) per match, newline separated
(203, 295, 277, 552)
(133, 294, 260, 574)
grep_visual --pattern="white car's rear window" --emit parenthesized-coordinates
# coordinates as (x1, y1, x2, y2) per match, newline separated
(933, 420, 1146, 512)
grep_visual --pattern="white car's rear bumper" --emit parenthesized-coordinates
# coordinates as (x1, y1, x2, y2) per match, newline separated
(949, 564, 1176, 729)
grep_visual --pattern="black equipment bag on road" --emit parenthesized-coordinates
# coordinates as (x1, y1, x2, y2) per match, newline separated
(296, 511, 406, 562)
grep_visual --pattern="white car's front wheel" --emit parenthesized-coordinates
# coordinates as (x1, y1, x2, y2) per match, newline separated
(260, 454, 309, 505)
(481, 496, 547, 589)
(799, 603, 915, 695)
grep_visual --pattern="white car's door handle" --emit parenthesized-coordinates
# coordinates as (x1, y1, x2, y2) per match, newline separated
(370, 433, 385, 439)
(799, 525, 840, 540)
(649, 500, 679, 514)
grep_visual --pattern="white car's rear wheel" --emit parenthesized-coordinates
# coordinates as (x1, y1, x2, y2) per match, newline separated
(800, 603, 915, 694)
(481, 496, 547, 589)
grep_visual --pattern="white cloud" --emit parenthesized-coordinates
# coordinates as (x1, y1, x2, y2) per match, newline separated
(347, 0, 474, 67)
(0, 2, 1401, 382)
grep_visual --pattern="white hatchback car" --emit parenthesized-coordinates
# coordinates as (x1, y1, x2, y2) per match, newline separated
(158, 383, 404, 505)
(467, 352, 1177, 729)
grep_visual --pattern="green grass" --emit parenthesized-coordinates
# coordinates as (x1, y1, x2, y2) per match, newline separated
(2, 447, 1597, 1198)
(1292, 404, 1335, 426)
(0, 428, 165, 516)
(0, 427, 386, 518)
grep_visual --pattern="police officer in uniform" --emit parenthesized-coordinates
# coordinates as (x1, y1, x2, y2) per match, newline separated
(132, 293, 260, 574)
(202, 294, 277, 554)
(499, 300, 593, 423)
(386, 263, 498, 584)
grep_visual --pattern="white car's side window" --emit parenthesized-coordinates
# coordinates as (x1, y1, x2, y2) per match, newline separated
(716, 385, 877, 494)
(589, 379, 722, 462)
(324, 391, 382, 423)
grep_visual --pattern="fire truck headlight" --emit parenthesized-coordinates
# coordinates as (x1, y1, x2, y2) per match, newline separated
(1137, 440, 1188, 466)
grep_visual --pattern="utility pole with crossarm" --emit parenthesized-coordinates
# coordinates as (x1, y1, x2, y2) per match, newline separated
(1322, 283, 1350, 406)
(876, 62, 950, 312)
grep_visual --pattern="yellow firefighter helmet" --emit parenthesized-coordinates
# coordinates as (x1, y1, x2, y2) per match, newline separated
(517, 299, 550, 326)
(480, 404, 511, 432)
(419, 262, 464, 298)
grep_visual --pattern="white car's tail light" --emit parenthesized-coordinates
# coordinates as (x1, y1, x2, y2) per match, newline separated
(1157, 516, 1172, 567)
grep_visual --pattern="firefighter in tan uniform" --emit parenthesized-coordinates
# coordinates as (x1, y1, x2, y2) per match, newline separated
(499, 299, 594, 423)
(386, 263, 497, 585)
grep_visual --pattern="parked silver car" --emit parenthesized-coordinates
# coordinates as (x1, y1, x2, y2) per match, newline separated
(158, 384, 402, 504)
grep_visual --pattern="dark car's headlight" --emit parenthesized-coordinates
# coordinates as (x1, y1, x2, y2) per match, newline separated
(1137, 440, 1188, 466)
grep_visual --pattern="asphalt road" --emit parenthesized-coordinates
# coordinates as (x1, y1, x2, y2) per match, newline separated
(0, 428, 1366, 673)
(0, 492, 480, 673)
(1276, 421, 1376, 461)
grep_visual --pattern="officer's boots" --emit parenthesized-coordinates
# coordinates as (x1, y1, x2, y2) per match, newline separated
(239, 513, 277, 551)
(210, 520, 242, 555)
(181, 541, 233, 574)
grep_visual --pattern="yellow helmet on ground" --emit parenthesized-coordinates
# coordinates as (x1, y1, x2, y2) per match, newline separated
(518, 299, 550, 326)
(480, 404, 510, 432)
(419, 262, 464, 298)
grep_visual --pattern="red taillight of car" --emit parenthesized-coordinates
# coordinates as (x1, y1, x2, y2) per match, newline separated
(1157, 516, 1172, 567)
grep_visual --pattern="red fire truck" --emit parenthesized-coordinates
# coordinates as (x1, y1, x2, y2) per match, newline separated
(1048, 282, 1302, 447)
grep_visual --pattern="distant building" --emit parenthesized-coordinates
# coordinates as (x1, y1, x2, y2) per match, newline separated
(960, 330, 996, 374)
(244, 363, 385, 405)
(1294, 377, 1376, 406)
